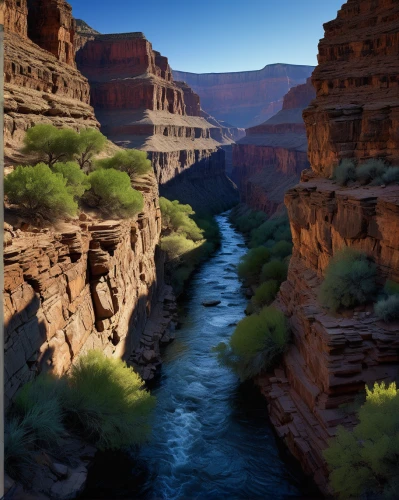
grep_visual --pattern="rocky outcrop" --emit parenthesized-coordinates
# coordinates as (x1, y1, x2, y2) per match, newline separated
(77, 32, 238, 212)
(2, 0, 28, 37)
(3, 0, 98, 166)
(172, 64, 314, 128)
(257, 0, 399, 494)
(303, 0, 399, 177)
(74, 18, 99, 53)
(231, 79, 315, 215)
(4, 174, 176, 410)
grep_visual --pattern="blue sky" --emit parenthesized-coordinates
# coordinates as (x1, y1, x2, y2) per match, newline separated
(69, 0, 344, 73)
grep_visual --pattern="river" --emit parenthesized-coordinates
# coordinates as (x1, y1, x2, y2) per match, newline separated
(81, 212, 316, 499)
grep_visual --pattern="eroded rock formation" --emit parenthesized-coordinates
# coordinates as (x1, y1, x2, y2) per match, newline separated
(232, 79, 315, 215)
(257, 0, 399, 494)
(172, 65, 314, 128)
(76, 32, 238, 212)
(3, 0, 98, 166)
(4, 174, 176, 409)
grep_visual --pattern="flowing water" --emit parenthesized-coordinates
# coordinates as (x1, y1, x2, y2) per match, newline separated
(82, 213, 317, 499)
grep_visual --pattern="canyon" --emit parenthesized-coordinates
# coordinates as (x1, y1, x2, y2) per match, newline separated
(75, 32, 238, 213)
(232, 78, 315, 215)
(255, 0, 399, 494)
(172, 64, 314, 129)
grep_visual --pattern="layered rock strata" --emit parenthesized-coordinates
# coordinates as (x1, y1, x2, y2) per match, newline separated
(172, 64, 314, 128)
(3, 0, 98, 165)
(257, 0, 399, 494)
(4, 174, 175, 410)
(232, 79, 314, 215)
(76, 32, 238, 212)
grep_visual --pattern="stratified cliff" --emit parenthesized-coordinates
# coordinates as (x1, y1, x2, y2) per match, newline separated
(76, 33, 238, 212)
(231, 79, 315, 215)
(257, 0, 399, 494)
(172, 64, 314, 128)
(3, 0, 98, 166)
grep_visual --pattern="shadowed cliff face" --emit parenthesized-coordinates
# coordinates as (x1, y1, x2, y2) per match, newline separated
(76, 33, 239, 212)
(259, 0, 399, 495)
(231, 79, 315, 215)
(172, 64, 314, 129)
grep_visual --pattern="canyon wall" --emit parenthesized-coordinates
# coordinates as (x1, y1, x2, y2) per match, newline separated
(257, 0, 399, 494)
(172, 64, 314, 128)
(231, 79, 315, 215)
(3, 0, 98, 166)
(76, 33, 238, 212)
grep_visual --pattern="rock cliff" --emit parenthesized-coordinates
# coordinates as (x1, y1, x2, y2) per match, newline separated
(3, 0, 98, 166)
(172, 64, 314, 128)
(257, 0, 399, 494)
(232, 79, 315, 215)
(76, 33, 238, 212)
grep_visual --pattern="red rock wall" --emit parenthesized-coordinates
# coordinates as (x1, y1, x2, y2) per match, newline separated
(303, 0, 399, 177)
(283, 77, 314, 111)
(172, 65, 314, 128)
(1, 0, 28, 37)
(258, 0, 399, 494)
(27, 0, 76, 67)
(175, 81, 201, 117)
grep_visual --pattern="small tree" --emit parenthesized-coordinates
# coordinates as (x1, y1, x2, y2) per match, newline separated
(52, 162, 91, 199)
(23, 124, 80, 167)
(237, 247, 270, 281)
(95, 149, 152, 178)
(5, 163, 77, 218)
(319, 248, 378, 312)
(159, 197, 204, 241)
(87, 169, 144, 218)
(324, 382, 399, 499)
(75, 128, 107, 170)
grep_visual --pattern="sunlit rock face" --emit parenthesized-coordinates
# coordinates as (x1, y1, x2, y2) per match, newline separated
(172, 64, 314, 129)
(231, 79, 315, 215)
(76, 32, 238, 212)
(257, 0, 399, 495)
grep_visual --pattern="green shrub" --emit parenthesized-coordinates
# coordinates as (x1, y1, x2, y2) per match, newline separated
(75, 128, 107, 170)
(95, 149, 152, 178)
(23, 124, 80, 167)
(52, 162, 91, 199)
(382, 166, 399, 185)
(375, 295, 399, 323)
(333, 159, 357, 186)
(63, 351, 156, 450)
(324, 382, 399, 499)
(251, 280, 280, 308)
(4, 418, 35, 480)
(270, 240, 293, 259)
(237, 247, 270, 281)
(261, 259, 288, 283)
(160, 234, 200, 260)
(357, 158, 387, 185)
(250, 214, 291, 248)
(319, 248, 378, 312)
(194, 214, 221, 250)
(87, 169, 144, 218)
(214, 306, 289, 381)
(160, 198, 204, 241)
(384, 280, 399, 296)
(5, 163, 78, 218)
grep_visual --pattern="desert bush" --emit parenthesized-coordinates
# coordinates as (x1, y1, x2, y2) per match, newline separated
(4, 418, 35, 480)
(270, 240, 292, 259)
(160, 234, 200, 261)
(23, 124, 80, 167)
(63, 351, 156, 450)
(384, 280, 399, 296)
(251, 280, 280, 309)
(237, 246, 270, 281)
(160, 198, 204, 241)
(52, 162, 91, 199)
(382, 166, 399, 185)
(375, 295, 399, 323)
(5, 163, 77, 218)
(319, 248, 378, 312)
(75, 128, 107, 170)
(324, 382, 399, 499)
(333, 159, 357, 186)
(95, 149, 152, 178)
(214, 306, 289, 381)
(250, 214, 291, 248)
(230, 206, 267, 234)
(357, 158, 387, 185)
(87, 169, 144, 218)
(261, 259, 288, 283)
